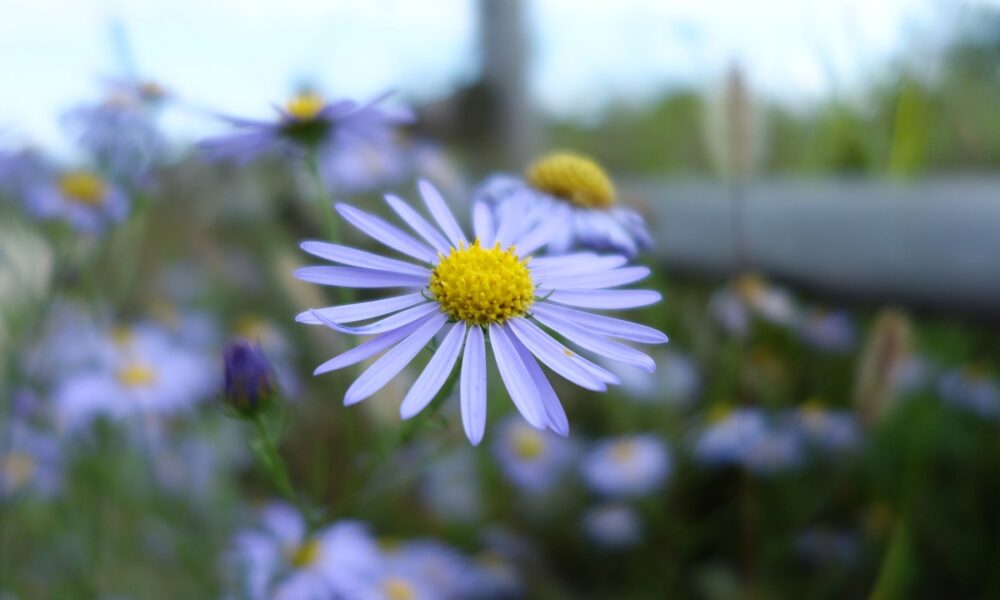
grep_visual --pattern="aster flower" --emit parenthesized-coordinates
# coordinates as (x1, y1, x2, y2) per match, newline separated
(791, 403, 862, 454)
(582, 503, 642, 549)
(52, 322, 215, 430)
(0, 147, 49, 200)
(0, 420, 62, 499)
(24, 170, 129, 233)
(695, 407, 803, 475)
(580, 435, 670, 498)
(937, 368, 1000, 418)
(366, 539, 480, 600)
(491, 416, 577, 494)
(200, 90, 412, 165)
(709, 274, 798, 337)
(229, 503, 381, 600)
(223, 339, 277, 417)
(798, 309, 856, 352)
(475, 152, 652, 257)
(296, 180, 668, 445)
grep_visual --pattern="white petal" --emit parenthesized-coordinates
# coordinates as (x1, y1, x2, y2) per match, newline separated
(385, 194, 451, 254)
(532, 303, 668, 344)
(296, 293, 427, 325)
(506, 317, 607, 392)
(295, 266, 427, 288)
(546, 289, 661, 310)
(508, 328, 569, 436)
(309, 302, 440, 335)
(488, 323, 547, 429)
(537, 266, 650, 290)
(300, 241, 430, 277)
(530, 310, 655, 371)
(344, 313, 448, 405)
(418, 180, 467, 248)
(460, 325, 488, 445)
(399, 322, 466, 419)
(313, 320, 424, 375)
(472, 202, 495, 247)
(335, 203, 437, 263)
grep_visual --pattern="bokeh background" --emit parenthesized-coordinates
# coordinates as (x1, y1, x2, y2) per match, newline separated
(3, 0, 1000, 598)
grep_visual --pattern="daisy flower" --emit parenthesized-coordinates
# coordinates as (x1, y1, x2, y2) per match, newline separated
(580, 434, 671, 498)
(200, 90, 412, 165)
(475, 152, 651, 257)
(798, 309, 856, 352)
(582, 502, 642, 549)
(0, 420, 62, 500)
(491, 416, 577, 494)
(366, 539, 479, 600)
(695, 407, 803, 475)
(229, 503, 381, 600)
(791, 403, 862, 454)
(295, 181, 668, 444)
(24, 170, 129, 233)
(937, 367, 1000, 418)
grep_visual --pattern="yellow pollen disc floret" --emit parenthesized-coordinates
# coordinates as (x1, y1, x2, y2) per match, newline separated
(512, 428, 545, 461)
(117, 363, 157, 388)
(526, 152, 615, 209)
(1, 454, 37, 490)
(429, 240, 534, 326)
(611, 440, 636, 462)
(382, 577, 416, 600)
(285, 92, 325, 121)
(289, 539, 322, 568)
(58, 171, 107, 206)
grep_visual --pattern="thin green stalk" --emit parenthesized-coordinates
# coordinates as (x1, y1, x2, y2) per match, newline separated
(304, 151, 339, 244)
(248, 413, 319, 528)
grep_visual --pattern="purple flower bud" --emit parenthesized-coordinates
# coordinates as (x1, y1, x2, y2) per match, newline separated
(223, 340, 276, 417)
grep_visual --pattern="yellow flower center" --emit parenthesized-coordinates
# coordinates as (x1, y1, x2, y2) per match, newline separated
(734, 274, 766, 301)
(611, 440, 636, 462)
(111, 326, 135, 347)
(512, 427, 544, 461)
(289, 538, 322, 568)
(235, 314, 268, 341)
(285, 92, 325, 121)
(707, 403, 732, 423)
(526, 152, 615, 209)
(117, 363, 156, 388)
(58, 171, 107, 206)
(382, 577, 416, 600)
(1, 453, 37, 490)
(429, 240, 534, 326)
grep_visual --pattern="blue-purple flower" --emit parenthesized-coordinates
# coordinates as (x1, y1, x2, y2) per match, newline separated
(580, 434, 671, 498)
(491, 416, 578, 494)
(25, 170, 129, 233)
(223, 339, 277, 416)
(295, 181, 668, 445)
(475, 152, 651, 257)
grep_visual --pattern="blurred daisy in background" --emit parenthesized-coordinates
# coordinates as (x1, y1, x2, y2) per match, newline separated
(52, 321, 215, 430)
(0, 147, 50, 201)
(609, 349, 701, 406)
(229, 503, 381, 600)
(0, 420, 62, 500)
(475, 152, 651, 257)
(582, 502, 642, 550)
(742, 428, 803, 475)
(937, 367, 1000, 419)
(709, 274, 798, 338)
(790, 402, 862, 455)
(798, 309, 856, 352)
(419, 449, 482, 523)
(200, 90, 412, 166)
(24, 169, 129, 233)
(693, 407, 768, 468)
(319, 135, 413, 196)
(491, 416, 578, 494)
(580, 434, 670, 498)
(296, 180, 667, 444)
(371, 539, 481, 599)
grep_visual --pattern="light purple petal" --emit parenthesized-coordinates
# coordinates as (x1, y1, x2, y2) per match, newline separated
(532, 303, 668, 344)
(296, 293, 427, 325)
(531, 310, 655, 372)
(335, 203, 437, 263)
(309, 302, 440, 335)
(385, 194, 451, 254)
(488, 323, 547, 429)
(344, 313, 448, 405)
(506, 317, 607, 391)
(513, 203, 572, 256)
(418, 180, 467, 248)
(400, 322, 467, 419)
(492, 194, 529, 247)
(313, 320, 424, 375)
(507, 328, 570, 436)
(472, 202, 495, 247)
(295, 266, 427, 288)
(546, 289, 661, 310)
(537, 266, 650, 290)
(529, 254, 628, 278)
(461, 326, 488, 445)
(300, 241, 430, 277)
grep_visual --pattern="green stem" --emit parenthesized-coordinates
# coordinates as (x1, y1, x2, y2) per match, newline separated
(304, 151, 339, 243)
(249, 413, 320, 528)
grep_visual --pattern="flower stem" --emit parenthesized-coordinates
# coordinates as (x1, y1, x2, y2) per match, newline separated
(248, 412, 320, 528)
(304, 150, 339, 244)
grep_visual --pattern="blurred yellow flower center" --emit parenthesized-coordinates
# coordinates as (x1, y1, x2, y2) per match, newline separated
(235, 314, 268, 341)
(285, 92, 325, 121)
(111, 326, 135, 347)
(382, 577, 416, 600)
(58, 171, 106, 206)
(430, 240, 534, 326)
(734, 274, 766, 301)
(708, 404, 732, 423)
(289, 538, 321, 568)
(512, 428, 544, 460)
(117, 363, 156, 388)
(1, 453, 37, 490)
(526, 152, 615, 209)
(611, 440, 636, 462)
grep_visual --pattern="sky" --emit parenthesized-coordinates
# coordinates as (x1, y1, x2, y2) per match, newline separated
(0, 0, 975, 153)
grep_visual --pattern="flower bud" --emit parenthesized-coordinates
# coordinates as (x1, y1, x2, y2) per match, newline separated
(223, 339, 276, 417)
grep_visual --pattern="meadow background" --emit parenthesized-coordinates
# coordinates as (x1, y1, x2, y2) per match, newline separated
(2, 1, 1000, 598)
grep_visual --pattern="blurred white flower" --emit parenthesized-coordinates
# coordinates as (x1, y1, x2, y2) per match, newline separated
(580, 434, 670, 498)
